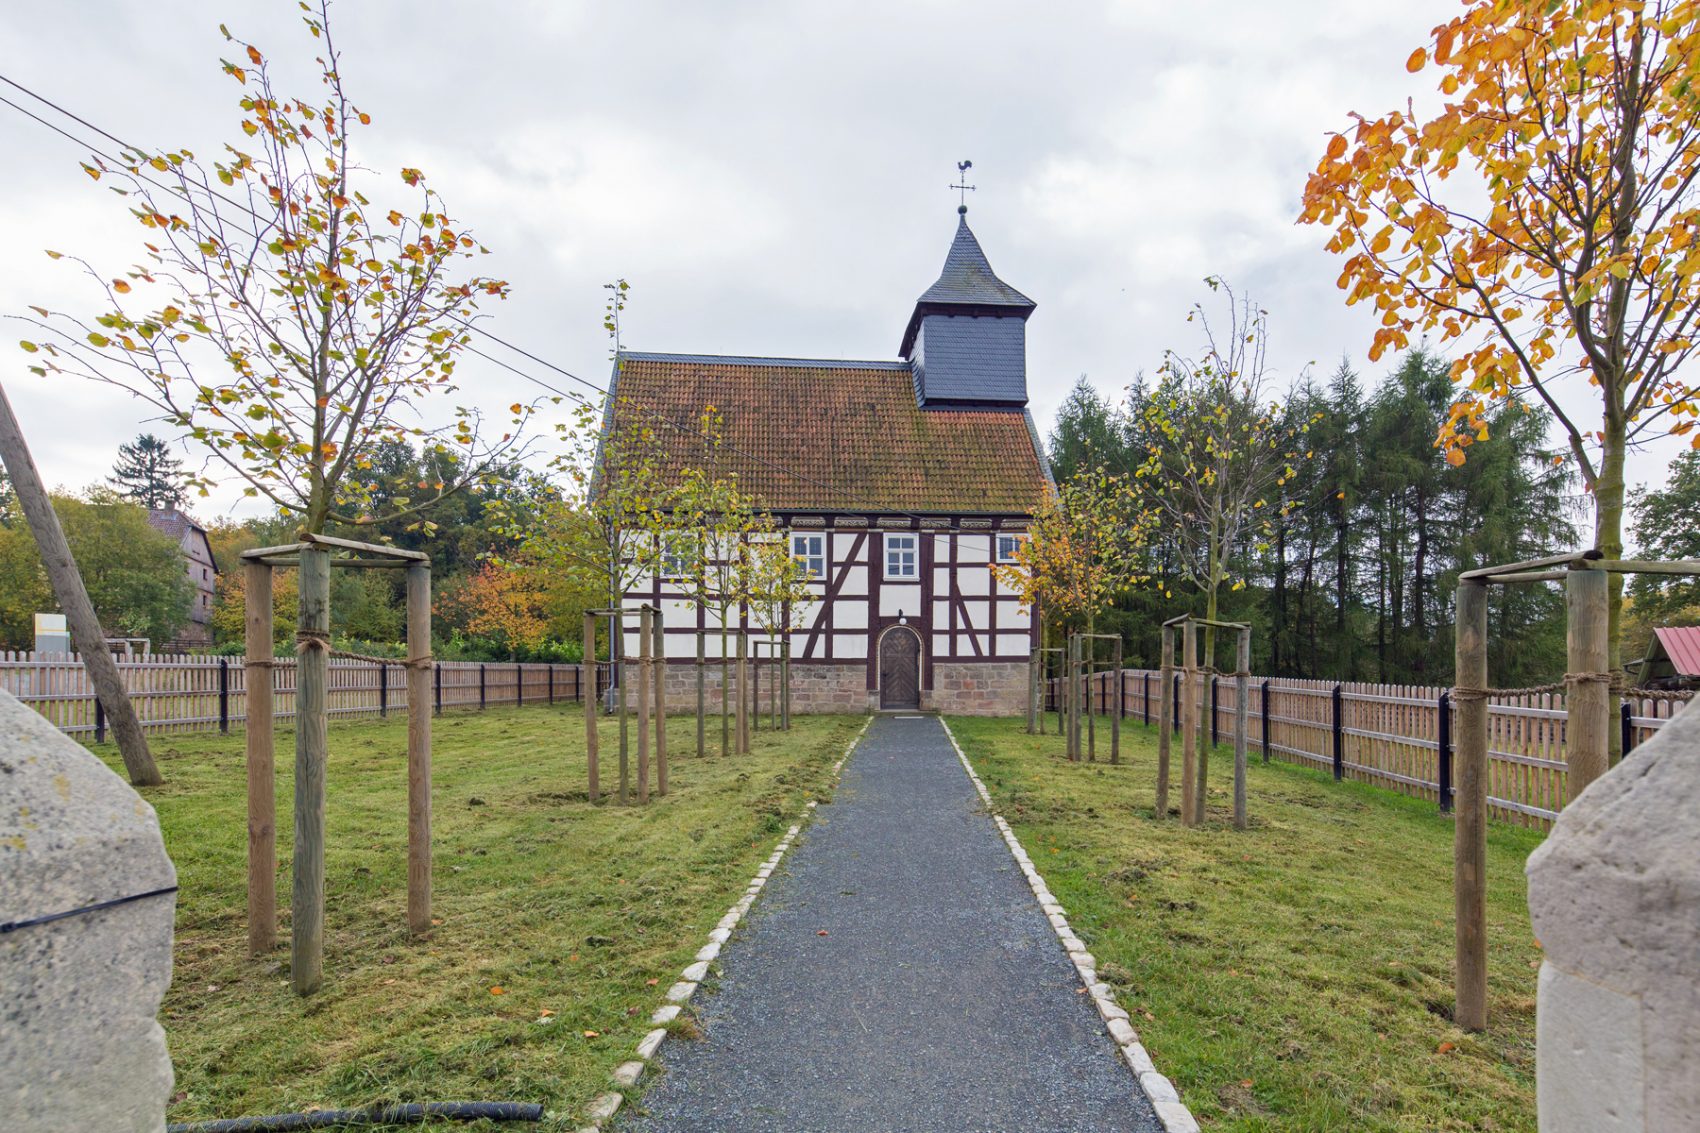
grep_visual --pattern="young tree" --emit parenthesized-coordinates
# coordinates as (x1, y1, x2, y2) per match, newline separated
(17, 2, 529, 535)
(667, 462, 773, 754)
(108, 433, 187, 509)
(993, 467, 1148, 635)
(1133, 281, 1310, 662)
(1299, 0, 1700, 682)
(13, 2, 534, 990)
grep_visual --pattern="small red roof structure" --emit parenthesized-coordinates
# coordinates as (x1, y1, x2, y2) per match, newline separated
(1632, 626, 1700, 689)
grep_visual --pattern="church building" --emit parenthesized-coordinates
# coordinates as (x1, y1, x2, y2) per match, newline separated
(609, 206, 1053, 714)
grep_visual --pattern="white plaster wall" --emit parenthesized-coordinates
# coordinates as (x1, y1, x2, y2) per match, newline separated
(880, 585, 921, 619)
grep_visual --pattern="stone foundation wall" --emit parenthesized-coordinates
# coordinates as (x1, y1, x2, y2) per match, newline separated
(928, 661, 1028, 716)
(655, 661, 871, 715)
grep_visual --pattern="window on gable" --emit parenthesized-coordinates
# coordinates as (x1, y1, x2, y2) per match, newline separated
(791, 533, 825, 578)
(995, 534, 1023, 563)
(885, 534, 918, 579)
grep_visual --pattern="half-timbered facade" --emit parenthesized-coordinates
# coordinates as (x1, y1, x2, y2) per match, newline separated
(611, 210, 1053, 713)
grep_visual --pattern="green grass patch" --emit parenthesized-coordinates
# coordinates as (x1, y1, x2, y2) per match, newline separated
(95, 706, 862, 1130)
(947, 715, 1544, 1133)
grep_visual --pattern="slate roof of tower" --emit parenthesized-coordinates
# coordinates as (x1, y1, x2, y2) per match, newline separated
(900, 214, 1035, 356)
(916, 215, 1036, 309)
(606, 352, 1053, 514)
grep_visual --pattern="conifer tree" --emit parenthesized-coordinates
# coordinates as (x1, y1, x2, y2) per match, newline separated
(108, 433, 187, 510)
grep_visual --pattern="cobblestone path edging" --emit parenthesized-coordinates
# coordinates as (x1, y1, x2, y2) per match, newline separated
(572, 717, 873, 1132)
(939, 718, 1203, 1133)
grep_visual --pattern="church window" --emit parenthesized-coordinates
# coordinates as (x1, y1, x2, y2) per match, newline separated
(658, 534, 696, 580)
(886, 534, 918, 579)
(791, 534, 825, 578)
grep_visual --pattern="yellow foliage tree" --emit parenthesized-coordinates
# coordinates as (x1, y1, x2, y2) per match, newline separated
(1299, 0, 1700, 678)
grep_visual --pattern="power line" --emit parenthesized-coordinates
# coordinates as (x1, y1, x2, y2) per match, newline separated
(0, 71, 1043, 540)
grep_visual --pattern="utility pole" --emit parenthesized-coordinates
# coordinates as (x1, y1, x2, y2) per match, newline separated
(0, 379, 159, 784)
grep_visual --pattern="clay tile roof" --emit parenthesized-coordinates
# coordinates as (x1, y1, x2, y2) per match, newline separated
(608, 353, 1052, 515)
(1653, 626, 1700, 676)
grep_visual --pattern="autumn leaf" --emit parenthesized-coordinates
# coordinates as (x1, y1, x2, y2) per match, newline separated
(489, 986, 505, 995)
(246, 45, 263, 65)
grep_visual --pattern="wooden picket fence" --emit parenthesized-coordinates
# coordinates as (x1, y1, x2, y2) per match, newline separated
(1054, 668, 1689, 831)
(0, 650, 611, 741)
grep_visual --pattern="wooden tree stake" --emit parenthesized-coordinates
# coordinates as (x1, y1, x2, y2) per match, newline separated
(636, 607, 652, 805)
(1028, 645, 1040, 734)
(291, 544, 331, 996)
(1157, 625, 1173, 819)
(1181, 622, 1199, 827)
(583, 613, 599, 803)
(653, 606, 668, 796)
(1454, 579, 1489, 1032)
(405, 563, 432, 934)
(244, 561, 276, 955)
(1233, 627, 1250, 831)
(0, 380, 160, 785)
(737, 630, 750, 754)
(1565, 567, 1610, 796)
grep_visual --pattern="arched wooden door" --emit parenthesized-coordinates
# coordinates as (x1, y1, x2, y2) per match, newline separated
(879, 627, 921, 710)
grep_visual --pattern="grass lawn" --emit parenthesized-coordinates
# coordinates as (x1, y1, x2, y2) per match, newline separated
(947, 714, 1545, 1133)
(95, 705, 863, 1130)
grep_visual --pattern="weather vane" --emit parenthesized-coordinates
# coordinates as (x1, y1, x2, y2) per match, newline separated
(950, 160, 975, 214)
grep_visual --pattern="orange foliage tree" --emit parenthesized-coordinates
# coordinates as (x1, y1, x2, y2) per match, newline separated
(445, 561, 549, 658)
(993, 468, 1149, 637)
(1299, 0, 1700, 676)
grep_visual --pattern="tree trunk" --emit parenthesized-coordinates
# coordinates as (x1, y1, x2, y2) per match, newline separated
(292, 545, 330, 996)
(0, 380, 160, 785)
(1596, 412, 1628, 764)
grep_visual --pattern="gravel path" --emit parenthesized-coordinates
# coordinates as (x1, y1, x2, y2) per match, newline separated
(622, 715, 1162, 1133)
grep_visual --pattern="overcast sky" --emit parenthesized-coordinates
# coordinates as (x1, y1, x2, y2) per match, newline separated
(1, 0, 1680, 524)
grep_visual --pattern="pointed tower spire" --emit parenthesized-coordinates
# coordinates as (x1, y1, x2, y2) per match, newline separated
(900, 205, 1035, 408)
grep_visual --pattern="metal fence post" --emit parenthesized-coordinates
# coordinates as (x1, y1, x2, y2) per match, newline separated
(378, 660, 388, 718)
(516, 663, 523, 707)
(1261, 679, 1270, 764)
(1143, 672, 1151, 726)
(94, 694, 106, 745)
(1210, 675, 1219, 747)
(1621, 700, 1634, 757)
(479, 664, 487, 710)
(218, 657, 230, 734)
(434, 663, 442, 716)
(1331, 684, 1344, 781)
(1172, 670, 1181, 734)
(548, 665, 555, 706)
(1438, 690, 1453, 813)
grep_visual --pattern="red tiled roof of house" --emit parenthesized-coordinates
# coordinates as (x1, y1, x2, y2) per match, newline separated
(1653, 626, 1700, 677)
(607, 353, 1053, 515)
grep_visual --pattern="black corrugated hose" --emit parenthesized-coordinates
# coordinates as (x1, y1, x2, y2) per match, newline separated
(166, 1100, 545, 1132)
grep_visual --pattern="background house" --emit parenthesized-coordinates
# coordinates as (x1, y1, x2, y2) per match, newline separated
(146, 507, 219, 649)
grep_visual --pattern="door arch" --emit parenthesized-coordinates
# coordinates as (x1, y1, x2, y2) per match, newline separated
(878, 625, 922, 710)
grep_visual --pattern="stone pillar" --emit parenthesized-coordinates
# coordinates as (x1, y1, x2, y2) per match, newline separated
(0, 688, 176, 1132)
(1526, 698, 1700, 1132)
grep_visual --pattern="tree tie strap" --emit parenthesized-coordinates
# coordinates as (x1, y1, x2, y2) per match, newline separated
(1, 885, 178, 935)
(295, 628, 332, 656)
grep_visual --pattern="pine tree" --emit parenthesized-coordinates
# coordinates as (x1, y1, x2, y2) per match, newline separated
(108, 433, 186, 510)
